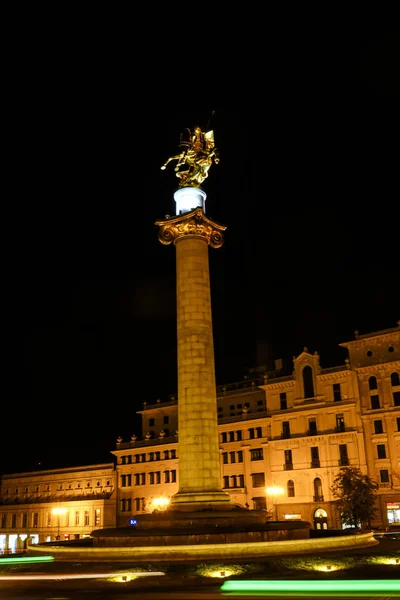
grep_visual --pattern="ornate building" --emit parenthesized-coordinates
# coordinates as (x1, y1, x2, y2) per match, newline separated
(113, 322, 400, 530)
(1, 322, 399, 551)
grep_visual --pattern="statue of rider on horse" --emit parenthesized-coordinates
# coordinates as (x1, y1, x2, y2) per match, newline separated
(161, 125, 220, 188)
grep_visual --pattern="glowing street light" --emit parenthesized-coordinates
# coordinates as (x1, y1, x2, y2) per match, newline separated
(51, 507, 67, 540)
(266, 486, 284, 521)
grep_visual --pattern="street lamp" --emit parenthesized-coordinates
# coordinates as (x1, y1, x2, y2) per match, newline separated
(266, 486, 284, 521)
(52, 507, 67, 540)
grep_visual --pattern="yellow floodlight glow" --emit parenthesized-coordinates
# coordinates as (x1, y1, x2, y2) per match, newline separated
(51, 507, 67, 515)
(149, 497, 170, 510)
(266, 486, 284, 496)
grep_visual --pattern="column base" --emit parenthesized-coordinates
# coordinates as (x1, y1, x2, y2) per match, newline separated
(170, 490, 233, 511)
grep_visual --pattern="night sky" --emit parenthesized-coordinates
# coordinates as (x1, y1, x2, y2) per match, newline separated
(3, 35, 399, 474)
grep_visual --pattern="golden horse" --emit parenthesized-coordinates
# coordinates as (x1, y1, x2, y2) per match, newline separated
(161, 128, 219, 188)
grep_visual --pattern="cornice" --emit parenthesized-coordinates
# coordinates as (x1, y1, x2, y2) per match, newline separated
(261, 380, 295, 391)
(318, 370, 352, 382)
(355, 360, 400, 374)
(340, 330, 400, 348)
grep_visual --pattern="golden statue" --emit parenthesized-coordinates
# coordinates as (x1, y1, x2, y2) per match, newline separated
(161, 125, 219, 188)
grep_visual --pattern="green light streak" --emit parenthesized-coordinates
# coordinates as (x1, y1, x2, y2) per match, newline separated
(0, 555, 54, 564)
(221, 579, 400, 593)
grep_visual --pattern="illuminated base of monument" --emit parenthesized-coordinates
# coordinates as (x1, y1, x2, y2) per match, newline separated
(91, 510, 312, 549)
(169, 489, 233, 510)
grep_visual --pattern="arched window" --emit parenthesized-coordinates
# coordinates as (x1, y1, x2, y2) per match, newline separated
(303, 366, 314, 398)
(368, 376, 378, 390)
(313, 477, 323, 501)
(287, 480, 295, 497)
(390, 372, 400, 387)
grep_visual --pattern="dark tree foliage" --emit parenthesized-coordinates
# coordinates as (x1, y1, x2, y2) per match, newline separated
(330, 467, 379, 528)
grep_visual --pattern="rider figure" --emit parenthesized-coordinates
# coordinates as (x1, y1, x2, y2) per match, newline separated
(161, 125, 219, 188)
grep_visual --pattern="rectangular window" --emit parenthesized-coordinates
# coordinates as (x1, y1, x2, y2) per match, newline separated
(135, 498, 141, 511)
(255, 426, 262, 438)
(84, 511, 90, 526)
(11, 514, 16, 528)
(237, 450, 243, 463)
(164, 450, 169, 460)
(221, 430, 228, 443)
(149, 472, 155, 485)
(134, 454, 140, 463)
(228, 431, 235, 442)
(250, 448, 263, 461)
(33, 513, 38, 528)
(164, 471, 170, 484)
(223, 476, 229, 488)
(380, 469, 390, 483)
(95, 509, 101, 526)
(308, 418, 317, 435)
(171, 449, 176, 459)
(336, 414, 345, 432)
(155, 452, 160, 461)
(1, 514, 6, 528)
(397, 417, 400, 431)
(333, 382, 341, 401)
(47, 512, 51, 527)
(149, 418, 154, 427)
(284, 449, 293, 470)
(371, 395, 380, 410)
(140, 473, 146, 485)
(339, 444, 349, 466)
(377, 444, 386, 459)
(222, 452, 228, 464)
(155, 472, 161, 484)
(311, 446, 320, 467)
(239, 474, 245, 487)
(134, 474, 140, 486)
(280, 392, 287, 410)
(393, 391, 400, 406)
(282, 421, 291, 438)
(230, 475, 238, 488)
(229, 451, 236, 463)
(251, 472, 265, 488)
(248, 428, 255, 439)
(140, 454, 146, 462)
(171, 470, 176, 482)
(236, 430, 242, 441)
(75, 511, 80, 526)
(22, 513, 27, 528)
(374, 420, 383, 434)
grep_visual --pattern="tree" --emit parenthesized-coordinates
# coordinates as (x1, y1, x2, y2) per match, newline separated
(330, 467, 379, 529)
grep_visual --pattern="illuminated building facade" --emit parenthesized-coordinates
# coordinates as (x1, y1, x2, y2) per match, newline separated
(0, 463, 116, 553)
(114, 322, 400, 530)
(0, 324, 399, 550)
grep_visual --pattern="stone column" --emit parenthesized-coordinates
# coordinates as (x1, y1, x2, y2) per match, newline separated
(155, 202, 232, 510)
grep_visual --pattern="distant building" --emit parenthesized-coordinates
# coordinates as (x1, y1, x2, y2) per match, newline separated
(0, 463, 116, 553)
(0, 322, 399, 551)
